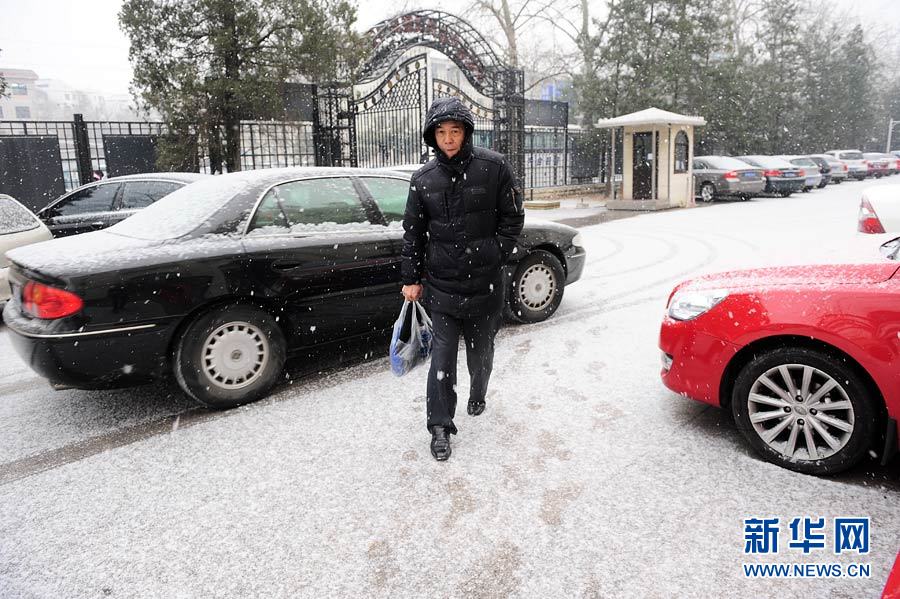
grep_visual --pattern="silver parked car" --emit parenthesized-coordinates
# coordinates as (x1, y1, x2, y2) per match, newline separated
(0, 194, 53, 304)
(778, 156, 823, 192)
(692, 156, 766, 202)
(810, 154, 847, 184)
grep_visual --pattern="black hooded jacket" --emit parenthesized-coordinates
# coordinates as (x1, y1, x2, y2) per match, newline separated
(401, 97, 525, 318)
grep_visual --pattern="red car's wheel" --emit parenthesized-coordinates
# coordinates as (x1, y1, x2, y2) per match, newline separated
(731, 347, 878, 475)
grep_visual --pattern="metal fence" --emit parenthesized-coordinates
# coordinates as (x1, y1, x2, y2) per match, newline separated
(523, 127, 602, 189)
(0, 119, 82, 190)
(2, 108, 603, 208)
(239, 121, 316, 171)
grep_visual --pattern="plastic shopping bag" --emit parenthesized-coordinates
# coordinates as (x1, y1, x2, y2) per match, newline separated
(389, 300, 433, 377)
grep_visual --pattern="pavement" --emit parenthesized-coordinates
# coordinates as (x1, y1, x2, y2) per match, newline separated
(0, 178, 898, 598)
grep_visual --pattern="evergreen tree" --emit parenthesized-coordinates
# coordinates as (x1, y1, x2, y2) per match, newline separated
(837, 25, 879, 150)
(120, 0, 363, 173)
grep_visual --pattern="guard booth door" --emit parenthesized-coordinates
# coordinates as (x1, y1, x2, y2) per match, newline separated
(633, 132, 656, 200)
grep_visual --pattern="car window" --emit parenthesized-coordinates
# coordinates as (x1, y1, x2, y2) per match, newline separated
(839, 151, 863, 160)
(361, 176, 409, 223)
(248, 177, 370, 234)
(692, 160, 707, 169)
(53, 183, 120, 216)
(0, 197, 40, 234)
(790, 158, 816, 167)
(120, 181, 182, 209)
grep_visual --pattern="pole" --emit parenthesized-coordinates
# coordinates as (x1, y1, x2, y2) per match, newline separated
(667, 125, 672, 204)
(651, 129, 657, 200)
(887, 119, 898, 154)
(610, 127, 616, 201)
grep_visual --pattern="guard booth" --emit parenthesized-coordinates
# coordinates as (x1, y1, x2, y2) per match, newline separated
(596, 108, 706, 210)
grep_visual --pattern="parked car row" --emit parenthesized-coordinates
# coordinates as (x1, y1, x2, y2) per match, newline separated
(694, 149, 900, 202)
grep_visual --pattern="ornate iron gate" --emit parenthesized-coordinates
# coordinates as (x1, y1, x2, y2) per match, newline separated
(357, 10, 525, 182)
(353, 54, 428, 168)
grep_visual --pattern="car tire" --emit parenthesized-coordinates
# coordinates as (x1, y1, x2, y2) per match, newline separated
(802, 186, 811, 193)
(505, 250, 565, 324)
(699, 182, 716, 202)
(780, 191, 793, 197)
(174, 305, 286, 409)
(731, 347, 878, 475)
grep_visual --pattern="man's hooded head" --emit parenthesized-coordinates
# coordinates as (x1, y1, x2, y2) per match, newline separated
(423, 97, 475, 157)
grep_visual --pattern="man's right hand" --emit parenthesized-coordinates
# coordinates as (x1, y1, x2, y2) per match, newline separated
(402, 284, 423, 302)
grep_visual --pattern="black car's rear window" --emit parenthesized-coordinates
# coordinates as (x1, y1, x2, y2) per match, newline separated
(110, 175, 248, 240)
(0, 197, 40, 234)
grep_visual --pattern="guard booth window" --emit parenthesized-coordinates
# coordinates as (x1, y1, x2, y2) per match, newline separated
(674, 131, 689, 173)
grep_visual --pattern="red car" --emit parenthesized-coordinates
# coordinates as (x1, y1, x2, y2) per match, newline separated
(659, 262, 900, 475)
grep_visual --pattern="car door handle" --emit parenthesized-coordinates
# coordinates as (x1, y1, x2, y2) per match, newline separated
(273, 262, 303, 270)
(91, 221, 105, 227)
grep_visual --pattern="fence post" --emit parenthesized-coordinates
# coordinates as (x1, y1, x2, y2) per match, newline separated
(563, 103, 569, 185)
(72, 114, 93, 185)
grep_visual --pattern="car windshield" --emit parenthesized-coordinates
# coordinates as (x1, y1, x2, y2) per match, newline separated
(789, 158, 816, 167)
(0, 197, 40, 234)
(109, 175, 248, 240)
(840, 151, 864, 160)
(706, 157, 755, 170)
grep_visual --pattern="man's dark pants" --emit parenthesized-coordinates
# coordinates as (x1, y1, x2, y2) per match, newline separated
(426, 309, 502, 434)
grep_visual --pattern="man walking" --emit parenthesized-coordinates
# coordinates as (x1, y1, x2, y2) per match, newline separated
(401, 96, 525, 461)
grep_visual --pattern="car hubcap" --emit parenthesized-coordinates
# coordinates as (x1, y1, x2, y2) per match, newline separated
(747, 363, 855, 461)
(518, 264, 556, 310)
(202, 321, 269, 390)
(702, 186, 713, 201)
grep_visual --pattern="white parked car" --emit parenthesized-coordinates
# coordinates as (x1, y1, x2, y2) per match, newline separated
(858, 185, 900, 233)
(0, 194, 53, 304)
(825, 149, 869, 181)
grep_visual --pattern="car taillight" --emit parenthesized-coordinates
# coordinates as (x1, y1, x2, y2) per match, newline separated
(858, 198, 885, 234)
(22, 281, 83, 319)
(843, 164, 848, 171)
(763, 170, 783, 177)
(723, 170, 740, 181)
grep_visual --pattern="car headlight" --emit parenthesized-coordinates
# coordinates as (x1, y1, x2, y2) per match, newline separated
(571, 233, 584, 247)
(668, 289, 729, 321)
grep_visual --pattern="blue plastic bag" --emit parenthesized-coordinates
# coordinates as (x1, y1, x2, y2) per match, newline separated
(389, 300, 433, 376)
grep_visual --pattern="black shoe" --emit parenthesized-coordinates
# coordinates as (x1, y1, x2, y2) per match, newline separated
(430, 426, 451, 461)
(467, 398, 485, 416)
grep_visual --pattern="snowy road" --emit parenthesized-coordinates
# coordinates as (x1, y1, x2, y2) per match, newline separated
(1, 179, 898, 598)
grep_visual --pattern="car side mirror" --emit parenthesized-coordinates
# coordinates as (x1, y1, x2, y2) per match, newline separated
(879, 238, 900, 260)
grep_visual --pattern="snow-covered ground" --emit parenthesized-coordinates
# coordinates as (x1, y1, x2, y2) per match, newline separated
(1, 178, 898, 598)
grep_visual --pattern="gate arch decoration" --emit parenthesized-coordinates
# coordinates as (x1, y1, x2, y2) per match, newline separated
(352, 10, 525, 181)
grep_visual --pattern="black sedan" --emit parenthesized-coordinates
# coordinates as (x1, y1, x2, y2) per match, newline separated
(37, 173, 208, 237)
(3, 167, 586, 409)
